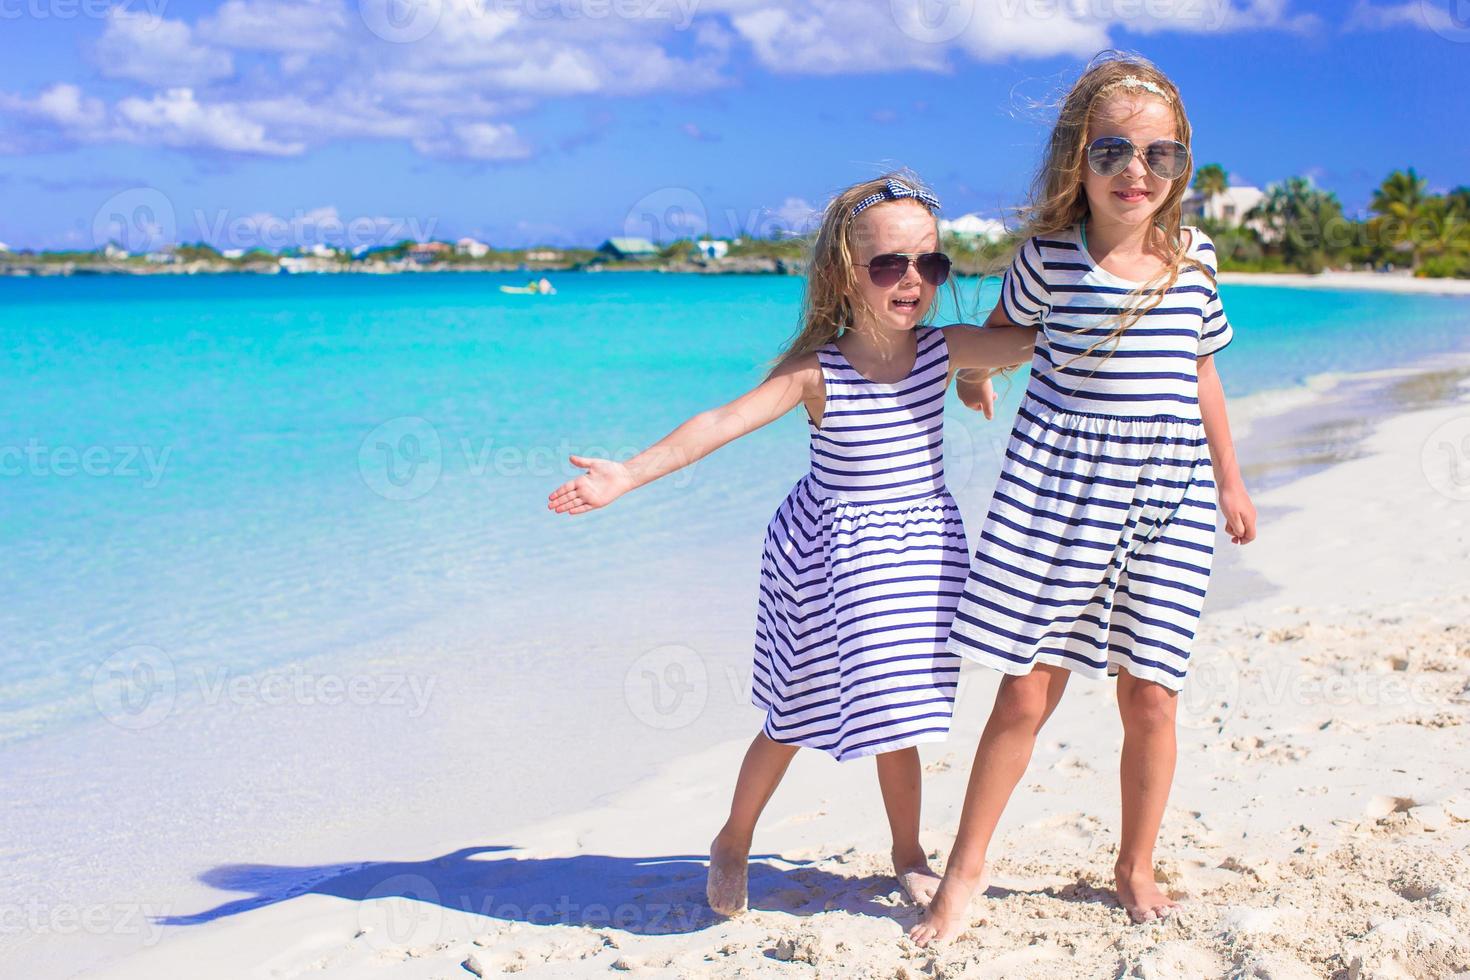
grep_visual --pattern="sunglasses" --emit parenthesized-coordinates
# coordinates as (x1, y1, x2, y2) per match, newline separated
(855, 251, 952, 288)
(1086, 136, 1190, 181)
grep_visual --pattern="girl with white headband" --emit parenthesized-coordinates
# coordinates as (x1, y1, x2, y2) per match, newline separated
(549, 171, 1032, 916)
(912, 52, 1258, 943)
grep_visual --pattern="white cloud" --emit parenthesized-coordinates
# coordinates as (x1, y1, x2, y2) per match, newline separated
(94, 10, 235, 87)
(413, 121, 532, 160)
(766, 196, 820, 236)
(1, 0, 1337, 163)
(730, 4, 950, 75)
(198, 0, 350, 52)
(115, 89, 306, 155)
(957, 0, 1111, 59)
(1343, 1, 1450, 31)
(0, 84, 109, 131)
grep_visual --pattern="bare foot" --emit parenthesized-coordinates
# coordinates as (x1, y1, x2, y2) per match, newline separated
(906, 862, 988, 946)
(1114, 861, 1179, 923)
(892, 847, 942, 908)
(706, 831, 749, 917)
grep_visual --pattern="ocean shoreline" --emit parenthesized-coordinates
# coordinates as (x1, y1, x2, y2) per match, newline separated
(6, 262, 1470, 294)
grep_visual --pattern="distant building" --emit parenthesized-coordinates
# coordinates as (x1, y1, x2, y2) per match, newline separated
(695, 239, 730, 260)
(144, 248, 178, 264)
(408, 241, 452, 263)
(278, 256, 315, 274)
(221, 248, 246, 260)
(598, 237, 658, 261)
(1183, 185, 1265, 226)
(525, 249, 562, 262)
(102, 243, 129, 260)
(939, 214, 1007, 242)
(305, 243, 339, 259)
(457, 237, 491, 258)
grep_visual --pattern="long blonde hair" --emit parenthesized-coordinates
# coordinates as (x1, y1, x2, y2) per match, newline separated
(1018, 51, 1212, 364)
(769, 170, 953, 374)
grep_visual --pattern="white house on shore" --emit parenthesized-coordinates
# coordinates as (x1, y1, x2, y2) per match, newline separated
(457, 237, 491, 258)
(939, 214, 1007, 242)
(695, 239, 729, 260)
(1182, 185, 1265, 226)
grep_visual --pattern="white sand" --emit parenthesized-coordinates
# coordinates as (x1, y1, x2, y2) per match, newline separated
(79, 376, 1470, 979)
(1219, 270, 1470, 297)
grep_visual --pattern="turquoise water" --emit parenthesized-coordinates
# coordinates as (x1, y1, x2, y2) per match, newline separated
(2, 271, 1468, 745)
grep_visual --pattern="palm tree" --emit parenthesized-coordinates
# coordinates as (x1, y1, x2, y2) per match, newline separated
(1400, 196, 1470, 271)
(1447, 186, 1470, 218)
(1192, 164, 1229, 220)
(1370, 168, 1426, 219)
(1367, 169, 1430, 269)
(1247, 176, 1345, 273)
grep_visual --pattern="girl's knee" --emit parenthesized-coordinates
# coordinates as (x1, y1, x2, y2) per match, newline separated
(1118, 678, 1177, 732)
(992, 672, 1058, 729)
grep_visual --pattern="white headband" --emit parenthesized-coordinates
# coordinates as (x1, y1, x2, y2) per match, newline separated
(1097, 75, 1173, 104)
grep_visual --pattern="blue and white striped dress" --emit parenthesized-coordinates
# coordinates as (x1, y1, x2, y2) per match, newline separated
(752, 325, 968, 761)
(946, 225, 1234, 691)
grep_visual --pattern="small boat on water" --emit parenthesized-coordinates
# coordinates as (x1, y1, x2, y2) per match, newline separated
(500, 277, 556, 296)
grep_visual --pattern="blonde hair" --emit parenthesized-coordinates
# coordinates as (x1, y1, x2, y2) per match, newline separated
(769, 169, 952, 374)
(1018, 51, 1212, 365)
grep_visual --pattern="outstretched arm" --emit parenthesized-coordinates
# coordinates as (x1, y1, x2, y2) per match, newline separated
(1198, 354, 1256, 544)
(547, 353, 820, 515)
(944, 320, 1036, 374)
(954, 304, 1029, 418)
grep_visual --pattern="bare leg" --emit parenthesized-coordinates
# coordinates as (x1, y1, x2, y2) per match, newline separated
(909, 665, 1071, 945)
(708, 730, 799, 916)
(874, 747, 942, 906)
(1114, 667, 1180, 923)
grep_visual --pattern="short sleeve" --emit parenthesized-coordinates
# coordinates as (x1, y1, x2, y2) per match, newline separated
(1192, 228, 1234, 357)
(998, 236, 1049, 327)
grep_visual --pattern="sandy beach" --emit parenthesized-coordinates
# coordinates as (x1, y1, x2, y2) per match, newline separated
(55, 352, 1470, 980)
(1218, 270, 1470, 297)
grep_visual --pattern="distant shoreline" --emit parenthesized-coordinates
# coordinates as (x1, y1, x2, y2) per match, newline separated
(6, 262, 1470, 293)
(1218, 269, 1470, 296)
(0, 257, 803, 278)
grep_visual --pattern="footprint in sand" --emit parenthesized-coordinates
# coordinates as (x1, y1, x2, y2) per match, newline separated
(1053, 755, 1095, 774)
(1035, 811, 1102, 842)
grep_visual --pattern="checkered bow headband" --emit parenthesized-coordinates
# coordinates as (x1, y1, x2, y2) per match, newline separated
(850, 179, 941, 218)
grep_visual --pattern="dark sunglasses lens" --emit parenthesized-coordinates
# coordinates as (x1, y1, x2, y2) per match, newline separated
(916, 252, 951, 286)
(865, 253, 908, 287)
(1146, 140, 1189, 180)
(1087, 137, 1132, 176)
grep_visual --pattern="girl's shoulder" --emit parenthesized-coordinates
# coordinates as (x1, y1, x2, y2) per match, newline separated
(1181, 225, 1219, 274)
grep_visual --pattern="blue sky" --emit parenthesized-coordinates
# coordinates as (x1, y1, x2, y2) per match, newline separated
(0, 0, 1465, 250)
